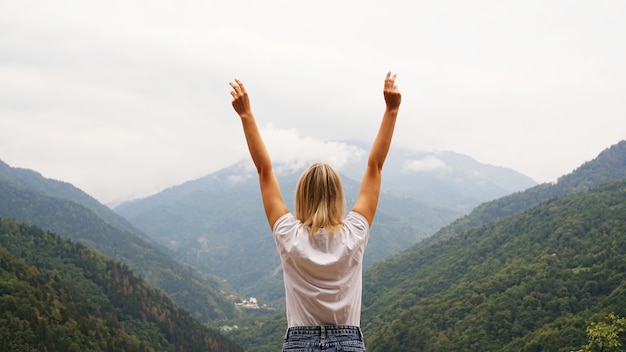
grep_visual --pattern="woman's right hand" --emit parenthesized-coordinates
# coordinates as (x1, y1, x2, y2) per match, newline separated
(229, 79, 253, 118)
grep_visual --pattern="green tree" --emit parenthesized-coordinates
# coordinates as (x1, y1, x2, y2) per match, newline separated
(580, 313, 626, 352)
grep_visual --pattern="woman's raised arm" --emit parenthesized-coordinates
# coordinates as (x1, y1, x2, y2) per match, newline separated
(230, 79, 289, 229)
(352, 72, 401, 225)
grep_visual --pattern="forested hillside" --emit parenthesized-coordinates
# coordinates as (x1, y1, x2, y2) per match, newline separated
(0, 160, 143, 236)
(0, 161, 237, 322)
(0, 218, 242, 352)
(361, 179, 626, 351)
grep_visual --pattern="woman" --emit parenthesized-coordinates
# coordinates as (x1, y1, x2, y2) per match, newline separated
(229, 72, 401, 351)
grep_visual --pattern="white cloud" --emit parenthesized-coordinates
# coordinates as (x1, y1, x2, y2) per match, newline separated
(261, 124, 366, 175)
(404, 156, 448, 173)
(1, 0, 625, 204)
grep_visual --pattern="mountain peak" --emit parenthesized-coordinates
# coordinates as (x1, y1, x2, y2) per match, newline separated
(556, 140, 626, 190)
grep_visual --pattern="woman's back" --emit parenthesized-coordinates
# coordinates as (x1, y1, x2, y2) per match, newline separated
(273, 211, 369, 327)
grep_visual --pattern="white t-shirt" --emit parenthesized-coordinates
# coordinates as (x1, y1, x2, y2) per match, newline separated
(273, 211, 369, 327)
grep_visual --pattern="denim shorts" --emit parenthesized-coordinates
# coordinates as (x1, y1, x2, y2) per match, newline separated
(282, 325, 366, 352)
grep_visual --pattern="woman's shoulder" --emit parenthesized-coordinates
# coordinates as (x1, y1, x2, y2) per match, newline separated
(345, 211, 369, 227)
(273, 212, 300, 233)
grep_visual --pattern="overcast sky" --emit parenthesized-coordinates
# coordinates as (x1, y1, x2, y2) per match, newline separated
(2, 0, 625, 205)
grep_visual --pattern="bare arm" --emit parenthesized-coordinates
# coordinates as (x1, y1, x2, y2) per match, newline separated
(230, 79, 289, 229)
(352, 72, 401, 225)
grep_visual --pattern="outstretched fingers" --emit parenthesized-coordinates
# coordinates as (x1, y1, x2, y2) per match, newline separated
(384, 72, 398, 91)
(383, 72, 401, 110)
(229, 79, 247, 98)
(234, 79, 246, 93)
(229, 78, 252, 116)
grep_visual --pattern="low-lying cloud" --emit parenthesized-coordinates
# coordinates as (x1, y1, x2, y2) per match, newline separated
(404, 155, 448, 173)
(262, 124, 365, 175)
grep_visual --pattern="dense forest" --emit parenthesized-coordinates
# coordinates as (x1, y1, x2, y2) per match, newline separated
(0, 218, 242, 351)
(361, 178, 626, 351)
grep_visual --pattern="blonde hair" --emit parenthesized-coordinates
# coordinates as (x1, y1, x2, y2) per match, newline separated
(295, 163, 345, 234)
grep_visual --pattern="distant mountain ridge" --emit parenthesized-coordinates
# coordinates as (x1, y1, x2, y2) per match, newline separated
(339, 142, 538, 211)
(0, 160, 144, 236)
(117, 161, 451, 301)
(425, 140, 626, 245)
(0, 159, 238, 322)
(115, 145, 536, 301)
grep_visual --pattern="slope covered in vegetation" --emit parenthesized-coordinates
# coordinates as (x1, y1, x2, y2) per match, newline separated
(0, 218, 243, 351)
(361, 179, 626, 351)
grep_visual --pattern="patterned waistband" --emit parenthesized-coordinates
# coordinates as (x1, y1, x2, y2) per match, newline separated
(285, 325, 363, 340)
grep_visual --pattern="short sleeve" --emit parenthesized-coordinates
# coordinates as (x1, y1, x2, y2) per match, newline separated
(346, 211, 369, 232)
(273, 212, 297, 234)
(272, 212, 301, 252)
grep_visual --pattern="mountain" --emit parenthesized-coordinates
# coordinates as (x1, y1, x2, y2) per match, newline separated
(357, 141, 626, 351)
(114, 146, 534, 302)
(0, 160, 143, 236)
(360, 178, 626, 351)
(340, 143, 538, 212)
(424, 140, 626, 245)
(0, 218, 242, 352)
(0, 159, 237, 322)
